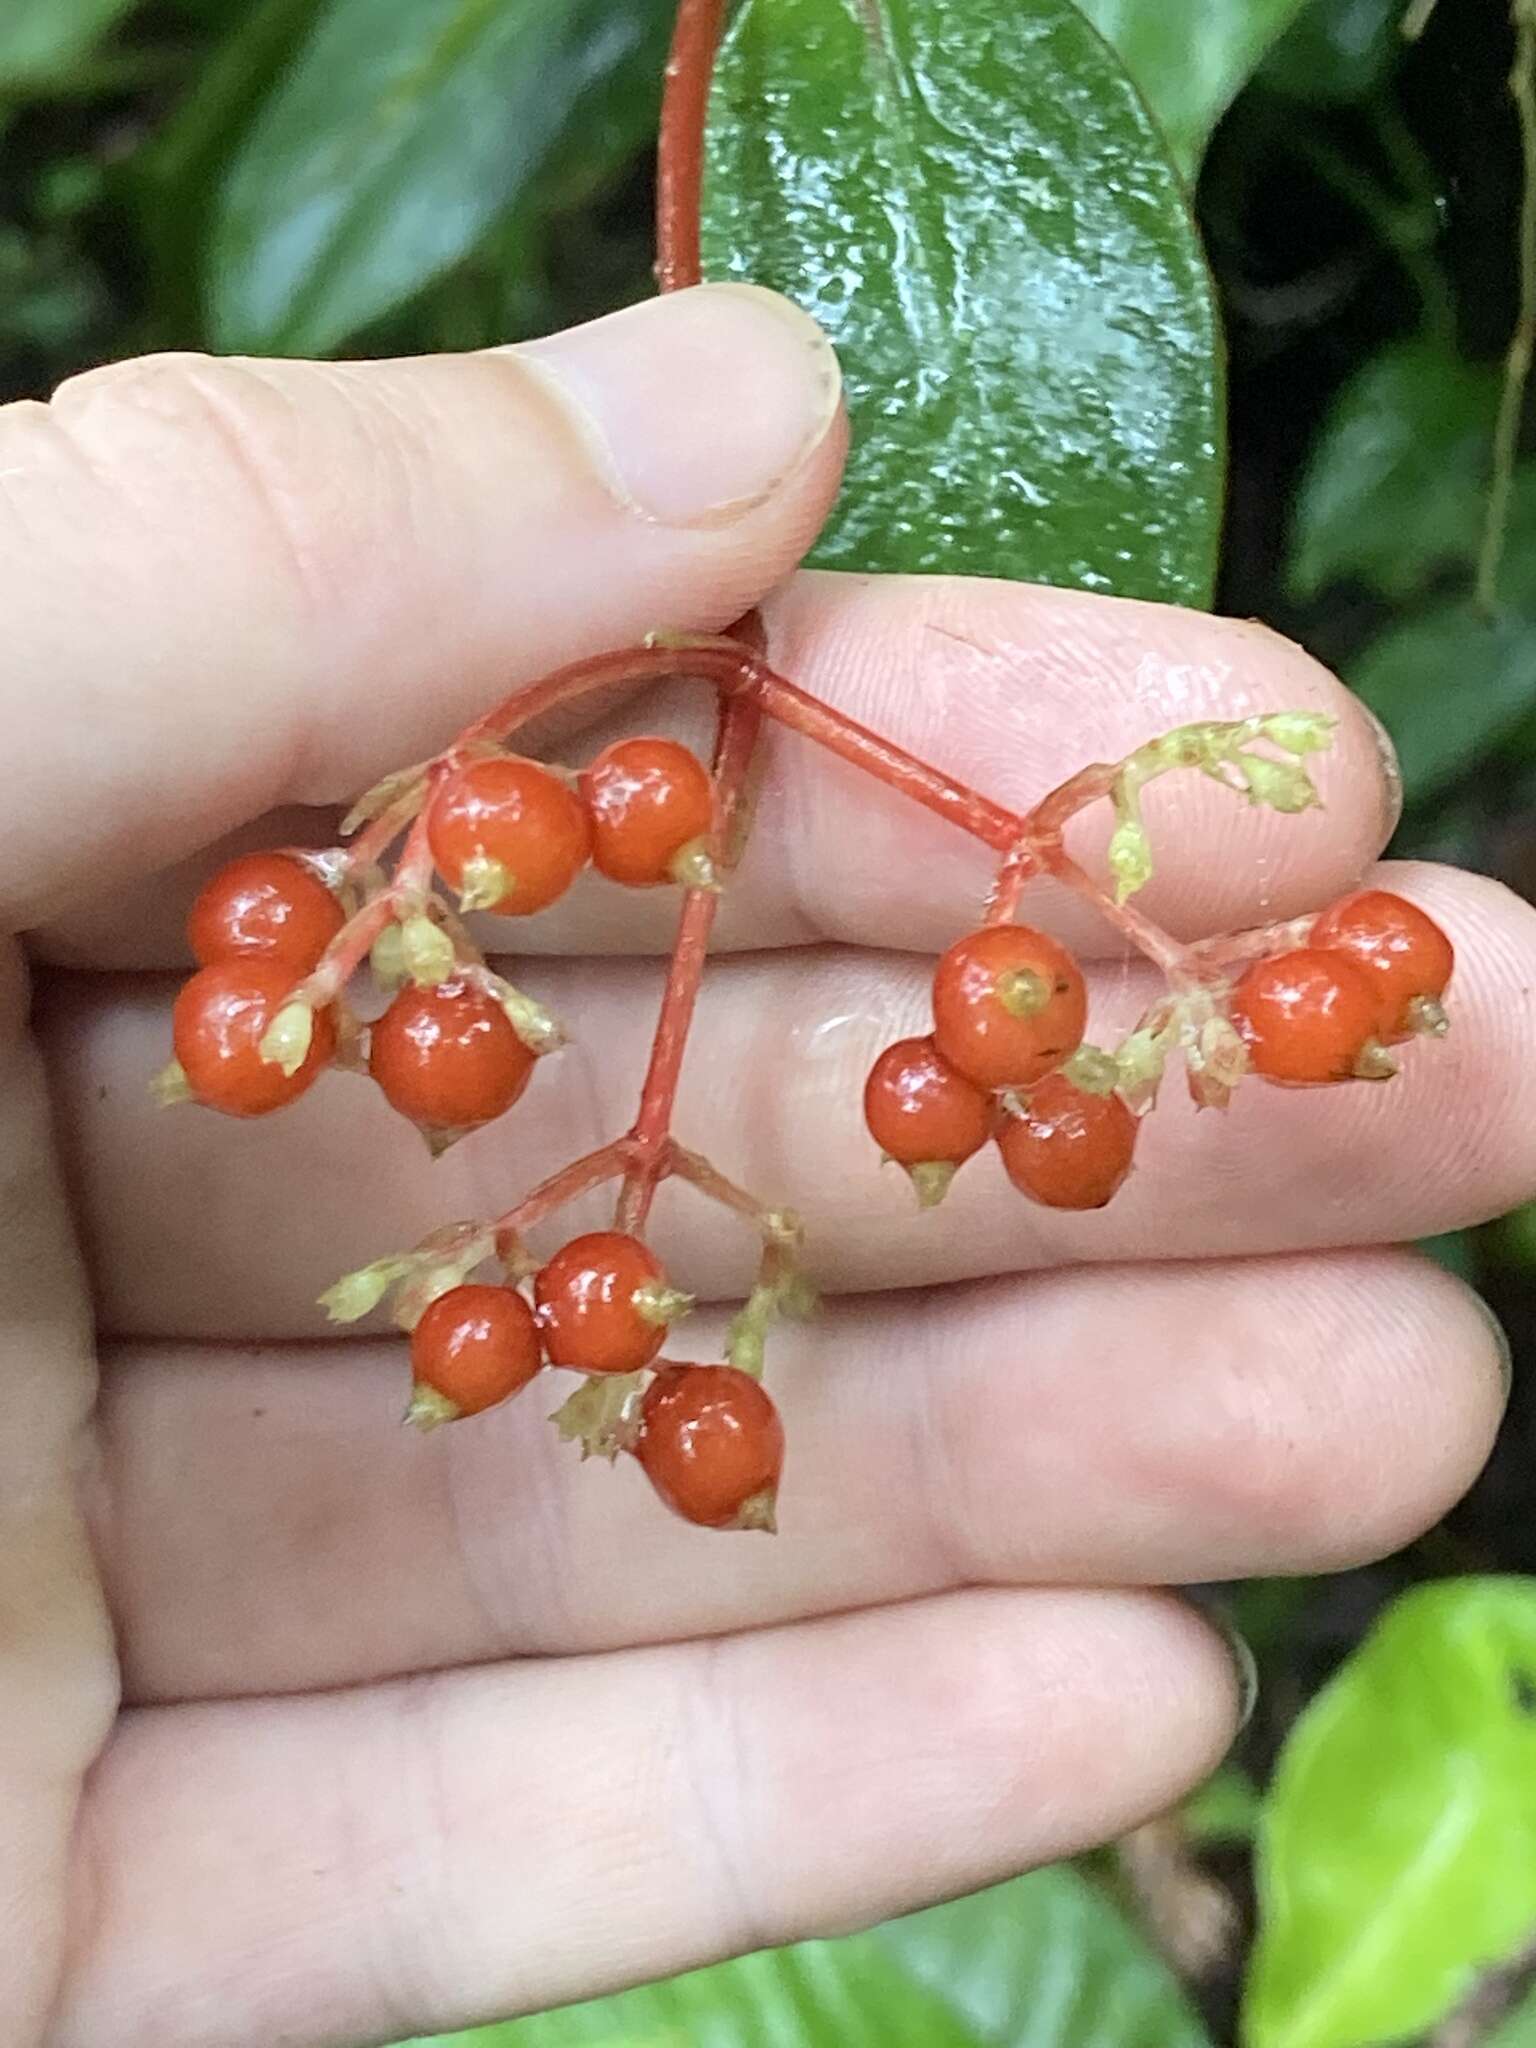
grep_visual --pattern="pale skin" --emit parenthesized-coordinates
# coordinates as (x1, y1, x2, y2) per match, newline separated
(1, 280, 1522, 2046)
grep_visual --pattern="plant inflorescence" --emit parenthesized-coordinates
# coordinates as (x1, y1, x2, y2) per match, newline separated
(154, 0, 1454, 1533)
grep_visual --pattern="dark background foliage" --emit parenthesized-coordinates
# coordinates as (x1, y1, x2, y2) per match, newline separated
(5, 0, 1534, 2040)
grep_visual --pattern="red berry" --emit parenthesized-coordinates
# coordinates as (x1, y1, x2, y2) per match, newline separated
(1228, 948, 1386, 1085)
(997, 1073, 1137, 1210)
(931, 925, 1087, 1090)
(427, 756, 592, 915)
(408, 1284, 544, 1423)
(369, 976, 534, 1130)
(580, 736, 714, 887)
(534, 1231, 669, 1374)
(187, 852, 344, 972)
(635, 1365, 784, 1531)
(173, 960, 335, 1117)
(863, 1034, 994, 1202)
(1310, 889, 1453, 1041)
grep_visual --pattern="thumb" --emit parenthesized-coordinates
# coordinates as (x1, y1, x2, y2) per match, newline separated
(0, 284, 845, 931)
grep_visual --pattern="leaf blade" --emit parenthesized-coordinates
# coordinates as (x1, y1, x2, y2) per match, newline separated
(1245, 1578, 1536, 2048)
(207, 0, 673, 355)
(1075, 0, 1314, 174)
(0, 0, 138, 92)
(702, 0, 1224, 604)
(405, 1866, 1212, 2048)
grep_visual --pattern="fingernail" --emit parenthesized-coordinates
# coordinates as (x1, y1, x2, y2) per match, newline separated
(1220, 1615, 1260, 1733)
(509, 284, 842, 528)
(1362, 703, 1404, 838)
(1183, 1592, 1259, 1734)
(1474, 1291, 1514, 1408)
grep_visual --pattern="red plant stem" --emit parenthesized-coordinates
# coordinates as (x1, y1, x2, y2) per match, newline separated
(614, 687, 761, 1233)
(984, 844, 1032, 925)
(656, 0, 725, 291)
(669, 1142, 791, 1233)
(303, 801, 440, 1004)
(1188, 912, 1315, 976)
(614, 885, 718, 1235)
(747, 666, 1022, 852)
(493, 1140, 631, 1250)
(1027, 760, 1122, 841)
(345, 783, 430, 874)
(1046, 851, 1191, 979)
(462, 644, 1026, 851)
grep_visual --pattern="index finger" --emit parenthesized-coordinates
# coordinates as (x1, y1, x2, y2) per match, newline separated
(34, 570, 1397, 969)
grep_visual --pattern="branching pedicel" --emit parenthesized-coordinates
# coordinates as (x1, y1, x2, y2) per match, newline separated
(156, 0, 1456, 1532)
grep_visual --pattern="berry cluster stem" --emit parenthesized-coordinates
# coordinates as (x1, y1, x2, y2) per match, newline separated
(656, 0, 724, 292)
(616, 689, 761, 1231)
(294, 1, 1339, 1290)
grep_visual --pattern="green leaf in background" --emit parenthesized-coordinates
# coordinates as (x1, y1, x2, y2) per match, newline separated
(1245, 1577, 1536, 2048)
(1259, 0, 1405, 106)
(702, 0, 1224, 603)
(132, 0, 329, 343)
(1418, 1229, 1476, 1281)
(407, 1866, 1212, 2048)
(1348, 598, 1536, 805)
(1183, 1762, 1263, 1847)
(1075, 0, 1312, 175)
(207, 0, 673, 354)
(1490, 1984, 1536, 2048)
(1288, 338, 1511, 602)
(0, 0, 138, 93)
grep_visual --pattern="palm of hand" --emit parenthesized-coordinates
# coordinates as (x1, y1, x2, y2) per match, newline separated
(3, 296, 1517, 2048)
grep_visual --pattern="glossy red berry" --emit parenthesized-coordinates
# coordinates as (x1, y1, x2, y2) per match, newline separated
(427, 756, 592, 915)
(1228, 947, 1386, 1085)
(635, 1365, 784, 1531)
(580, 736, 714, 886)
(173, 960, 335, 1117)
(931, 924, 1087, 1090)
(863, 1034, 994, 1203)
(534, 1231, 669, 1374)
(407, 1284, 544, 1423)
(1310, 889, 1453, 1041)
(997, 1073, 1137, 1209)
(369, 976, 534, 1130)
(187, 852, 344, 972)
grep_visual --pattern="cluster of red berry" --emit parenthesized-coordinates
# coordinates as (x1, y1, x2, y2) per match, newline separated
(158, 659, 1456, 1537)
(162, 734, 791, 1529)
(170, 735, 712, 1131)
(860, 888, 1454, 1214)
(409, 1237, 781, 1531)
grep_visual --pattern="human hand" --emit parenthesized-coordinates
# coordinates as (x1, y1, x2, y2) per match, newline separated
(4, 284, 1518, 2046)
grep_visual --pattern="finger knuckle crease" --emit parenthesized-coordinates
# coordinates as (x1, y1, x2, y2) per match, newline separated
(49, 353, 338, 612)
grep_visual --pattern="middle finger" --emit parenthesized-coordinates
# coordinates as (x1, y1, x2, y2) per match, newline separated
(44, 862, 1536, 1341)
(96, 1246, 1503, 1703)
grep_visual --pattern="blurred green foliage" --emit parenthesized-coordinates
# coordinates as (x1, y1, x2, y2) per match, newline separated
(415, 1866, 1211, 2048)
(5, 0, 1536, 2045)
(1247, 1580, 1536, 2048)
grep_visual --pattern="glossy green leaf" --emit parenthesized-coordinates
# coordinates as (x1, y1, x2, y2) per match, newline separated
(1245, 1578, 1536, 2048)
(1288, 339, 1513, 601)
(0, 0, 138, 91)
(408, 1866, 1213, 2048)
(1347, 600, 1536, 804)
(702, 0, 1224, 603)
(1260, 0, 1404, 105)
(208, 0, 673, 354)
(1075, 0, 1312, 174)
